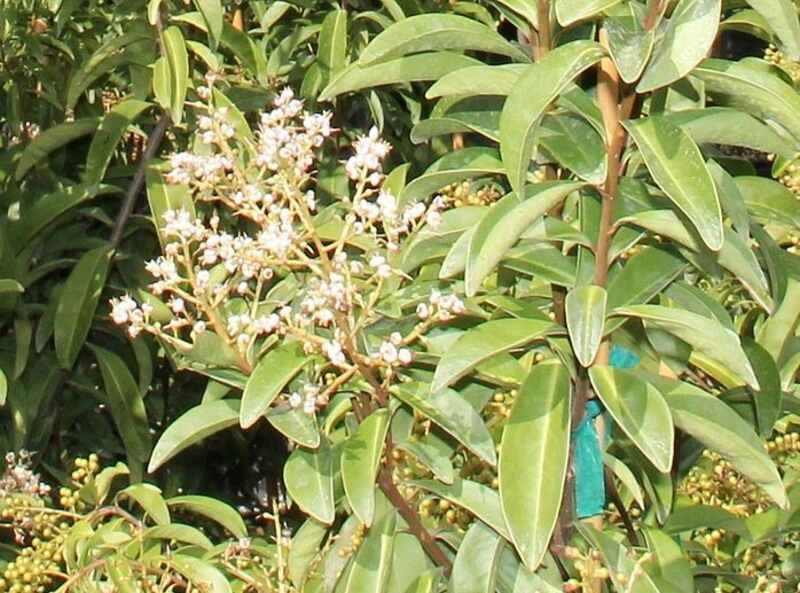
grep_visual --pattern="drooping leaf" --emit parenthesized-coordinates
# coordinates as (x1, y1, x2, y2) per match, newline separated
(566, 285, 607, 367)
(144, 524, 213, 549)
(624, 116, 723, 251)
(166, 495, 247, 538)
(117, 483, 170, 525)
(284, 441, 336, 524)
(606, 246, 687, 310)
(162, 26, 189, 124)
(172, 555, 231, 593)
(193, 0, 223, 48)
(500, 41, 606, 195)
(431, 318, 558, 392)
(500, 361, 570, 570)
(450, 521, 504, 593)
(605, 15, 654, 83)
(604, 453, 645, 508)
(16, 118, 100, 180)
(341, 409, 391, 526)
(148, 399, 239, 472)
(267, 406, 321, 448)
(240, 342, 308, 428)
(589, 366, 674, 472)
(426, 64, 527, 98)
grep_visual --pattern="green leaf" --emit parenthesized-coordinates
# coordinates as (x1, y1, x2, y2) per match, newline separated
(411, 479, 509, 539)
(16, 118, 100, 180)
(606, 246, 687, 310)
(577, 524, 661, 593)
(500, 361, 570, 570)
(466, 182, 586, 296)
(172, 555, 231, 593)
(240, 342, 307, 428)
(345, 511, 396, 593)
(284, 441, 335, 524)
(153, 56, 172, 112)
(148, 399, 239, 472)
(647, 374, 788, 509)
(163, 26, 189, 124)
(757, 278, 800, 362)
(637, 0, 721, 92)
(392, 382, 496, 466)
(359, 14, 528, 65)
(589, 366, 674, 472)
(743, 339, 783, 437)
(694, 59, 800, 144)
(90, 345, 151, 464)
(395, 437, 455, 485)
(400, 147, 504, 206)
(431, 318, 558, 392)
(426, 64, 527, 98)
(85, 100, 150, 185)
(664, 504, 748, 536)
(0, 280, 23, 295)
(193, 0, 224, 49)
(735, 176, 800, 230)
(707, 159, 751, 243)
(605, 15, 654, 83)
(267, 406, 321, 448)
(500, 41, 606, 195)
(289, 518, 329, 588)
(146, 167, 195, 246)
(616, 304, 759, 387)
(13, 318, 32, 380)
(320, 52, 480, 101)
(623, 117, 723, 251)
(0, 369, 6, 407)
(341, 409, 390, 526)
(745, 0, 800, 59)
(603, 453, 645, 508)
(540, 115, 607, 183)
(450, 521, 504, 593)
(144, 524, 213, 549)
(319, 9, 348, 72)
(566, 285, 607, 367)
(117, 483, 170, 525)
(555, 0, 625, 26)
(166, 495, 247, 538)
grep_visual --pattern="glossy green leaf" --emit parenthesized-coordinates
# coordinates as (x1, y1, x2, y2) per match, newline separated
(0, 280, 23, 295)
(392, 382, 496, 466)
(637, 0, 721, 92)
(745, 0, 800, 59)
(500, 41, 605, 195)
(359, 14, 528, 65)
(431, 318, 558, 392)
(466, 182, 585, 296)
(163, 26, 189, 124)
(647, 373, 788, 508)
(757, 278, 800, 362)
(284, 441, 335, 524)
(289, 518, 329, 588)
(555, 0, 625, 26)
(624, 116, 723, 251)
(172, 555, 231, 593)
(500, 361, 570, 570)
(146, 167, 195, 246)
(166, 495, 247, 538)
(426, 64, 526, 98)
(735, 176, 800, 230)
(604, 452, 645, 508)
(193, 0, 223, 48)
(707, 159, 751, 243)
(605, 15, 654, 83)
(319, 9, 348, 72)
(144, 523, 213, 549)
(267, 406, 321, 448)
(606, 246, 687, 310)
(345, 511, 396, 593)
(85, 100, 150, 185)
(540, 115, 607, 183)
(589, 366, 674, 472)
(395, 437, 455, 485)
(341, 409, 390, 526)
(16, 118, 100, 180)
(90, 345, 151, 463)
(148, 399, 239, 472)
(450, 521, 504, 593)
(566, 285, 607, 367)
(615, 304, 759, 388)
(240, 342, 307, 428)
(0, 369, 6, 407)
(412, 479, 509, 539)
(117, 483, 170, 525)
(743, 339, 783, 437)
(577, 524, 661, 593)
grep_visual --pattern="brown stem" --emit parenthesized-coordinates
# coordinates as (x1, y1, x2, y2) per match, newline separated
(534, 0, 552, 60)
(110, 114, 170, 248)
(643, 0, 664, 31)
(377, 468, 453, 573)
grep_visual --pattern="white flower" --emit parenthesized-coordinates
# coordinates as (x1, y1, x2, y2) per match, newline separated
(390, 332, 403, 346)
(169, 297, 185, 314)
(110, 295, 138, 325)
(324, 340, 346, 367)
(380, 341, 398, 364)
(288, 392, 302, 408)
(303, 397, 317, 415)
(192, 321, 207, 334)
(398, 348, 413, 365)
(416, 303, 429, 320)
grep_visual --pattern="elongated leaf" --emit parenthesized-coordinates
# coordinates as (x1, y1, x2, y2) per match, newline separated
(637, 0, 721, 92)
(743, 339, 783, 438)
(400, 147, 504, 206)
(624, 117, 723, 251)
(395, 437, 455, 485)
(555, 0, 625, 26)
(319, 10, 348, 72)
(172, 555, 231, 593)
(605, 15, 654, 83)
(359, 14, 528, 65)
(392, 382, 496, 465)
(163, 26, 189, 124)
(500, 361, 570, 570)
(16, 118, 100, 180)
(590, 366, 674, 472)
(466, 182, 585, 296)
(735, 176, 800, 230)
(745, 0, 800, 59)
(85, 100, 150, 185)
(341, 409, 390, 526)
(144, 524, 212, 549)
(118, 483, 170, 525)
(646, 373, 788, 508)
(290, 518, 329, 587)
(267, 406, 321, 448)
(606, 246, 687, 310)
(148, 399, 239, 472)
(604, 453, 645, 508)
(431, 318, 558, 392)
(615, 304, 759, 388)
(0, 369, 6, 407)
(500, 41, 606, 195)
(193, 0, 223, 48)
(412, 479, 509, 539)
(321, 53, 480, 100)
(566, 286, 607, 367)
(90, 345, 151, 463)
(284, 441, 335, 524)
(577, 524, 661, 593)
(345, 512, 396, 593)
(707, 159, 751, 243)
(167, 495, 247, 537)
(426, 64, 527, 98)
(540, 115, 607, 183)
(694, 58, 800, 143)
(757, 278, 800, 362)
(240, 342, 307, 428)
(450, 522, 504, 593)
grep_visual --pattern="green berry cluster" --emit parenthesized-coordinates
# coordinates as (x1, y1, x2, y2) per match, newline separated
(438, 180, 502, 208)
(0, 533, 65, 593)
(765, 45, 800, 82)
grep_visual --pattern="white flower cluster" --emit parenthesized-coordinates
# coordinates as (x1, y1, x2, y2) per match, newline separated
(346, 127, 392, 184)
(285, 382, 328, 415)
(0, 451, 51, 498)
(416, 290, 466, 322)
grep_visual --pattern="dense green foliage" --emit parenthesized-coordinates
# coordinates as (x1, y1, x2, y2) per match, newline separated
(5, 1, 800, 592)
